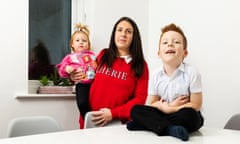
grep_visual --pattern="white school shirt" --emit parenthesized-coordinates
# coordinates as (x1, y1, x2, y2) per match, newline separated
(149, 62, 202, 103)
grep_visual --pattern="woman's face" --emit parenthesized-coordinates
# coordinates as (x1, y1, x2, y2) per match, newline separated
(114, 20, 133, 55)
(71, 32, 90, 53)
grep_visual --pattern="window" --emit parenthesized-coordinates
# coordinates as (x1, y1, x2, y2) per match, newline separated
(29, 0, 72, 80)
(28, 0, 85, 94)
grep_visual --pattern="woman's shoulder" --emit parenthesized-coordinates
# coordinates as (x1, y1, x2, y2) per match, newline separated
(99, 48, 107, 55)
(96, 48, 108, 59)
(143, 60, 149, 68)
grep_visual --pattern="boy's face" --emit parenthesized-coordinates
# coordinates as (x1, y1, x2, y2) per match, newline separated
(71, 32, 90, 53)
(158, 31, 188, 65)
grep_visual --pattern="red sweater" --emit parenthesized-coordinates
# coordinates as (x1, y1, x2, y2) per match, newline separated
(89, 51, 149, 123)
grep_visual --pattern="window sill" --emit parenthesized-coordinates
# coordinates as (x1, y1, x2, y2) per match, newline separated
(15, 93, 75, 99)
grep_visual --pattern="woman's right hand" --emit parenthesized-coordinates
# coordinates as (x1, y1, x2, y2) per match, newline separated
(69, 69, 85, 82)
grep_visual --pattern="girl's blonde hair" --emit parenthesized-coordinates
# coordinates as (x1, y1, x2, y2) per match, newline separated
(70, 23, 91, 52)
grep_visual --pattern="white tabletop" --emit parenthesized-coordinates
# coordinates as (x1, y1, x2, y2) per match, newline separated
(0, 125, 240, 144)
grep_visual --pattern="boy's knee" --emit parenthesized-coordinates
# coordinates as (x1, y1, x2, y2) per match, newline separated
(130, 105, 142, 117)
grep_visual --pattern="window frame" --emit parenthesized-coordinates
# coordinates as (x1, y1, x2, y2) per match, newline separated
(27, 0, 85, 96)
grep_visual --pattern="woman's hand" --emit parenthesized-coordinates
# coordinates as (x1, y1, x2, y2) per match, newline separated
(69, 69, 85, 82)
(91, 108, 113, 127)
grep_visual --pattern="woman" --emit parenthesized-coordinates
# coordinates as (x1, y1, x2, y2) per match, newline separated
(70, 17, 149, 129)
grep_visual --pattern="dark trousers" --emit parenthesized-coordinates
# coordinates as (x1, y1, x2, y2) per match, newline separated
(75, 83, 91, 119)
(130, 105, 204, 135)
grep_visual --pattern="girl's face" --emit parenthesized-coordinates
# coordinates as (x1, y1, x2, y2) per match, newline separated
(158, 31, 188, 65)
(71, 32, 90, 53)
(114, 20, 133, 55)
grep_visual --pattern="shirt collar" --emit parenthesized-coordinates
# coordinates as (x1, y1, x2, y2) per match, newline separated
(178, 62, 185, 72)
(119, 55, 132, 64)
(160, 62, 185, 75)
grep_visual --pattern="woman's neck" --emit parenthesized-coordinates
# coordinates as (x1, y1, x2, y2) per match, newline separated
(117, 48, 130, 56)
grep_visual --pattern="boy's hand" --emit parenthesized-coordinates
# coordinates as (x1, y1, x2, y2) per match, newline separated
(169, 95, 189, 107)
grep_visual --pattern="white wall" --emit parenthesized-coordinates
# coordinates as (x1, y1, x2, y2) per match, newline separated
(86, 0, 149, 57)
(1, 0, 240, 139)
(0, 0, 80, 138)
(0, 0, 148, 138)
(148, 0, 240, 128)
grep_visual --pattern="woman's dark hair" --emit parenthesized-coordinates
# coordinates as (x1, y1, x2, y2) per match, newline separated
(98, 17, 145, 77)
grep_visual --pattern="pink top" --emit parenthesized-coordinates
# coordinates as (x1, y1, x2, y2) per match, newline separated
(56, 50, 97, 83)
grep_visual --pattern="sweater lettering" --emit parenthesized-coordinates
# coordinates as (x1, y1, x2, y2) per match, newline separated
(97, 66, 127, 80)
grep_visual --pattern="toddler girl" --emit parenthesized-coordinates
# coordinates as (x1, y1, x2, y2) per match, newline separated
(57, 23, 96, 119)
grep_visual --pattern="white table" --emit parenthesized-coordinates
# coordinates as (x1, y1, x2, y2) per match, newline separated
(0, 125, 240, 144)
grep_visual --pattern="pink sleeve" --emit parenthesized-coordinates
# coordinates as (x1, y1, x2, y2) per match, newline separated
(56, 55, 71, 78)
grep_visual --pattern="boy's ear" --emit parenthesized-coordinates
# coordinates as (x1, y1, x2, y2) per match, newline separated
(183, 49, 188, 58)
(157, 50, 161, 58)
